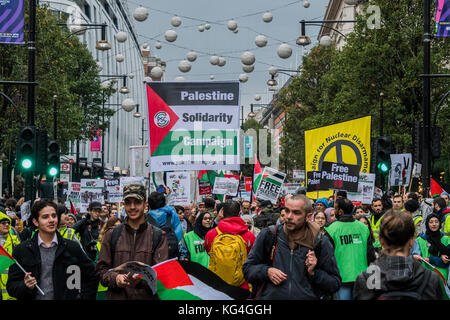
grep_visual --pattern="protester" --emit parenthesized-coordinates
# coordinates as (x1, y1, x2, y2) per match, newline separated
(243, 194, 341, 300)
(205, 200, 256, 290)
(276, 207, 287, 226)
(404, 199, 422, 236)
(71, 201, 103, 261)
(212, 202, 225, 228)
(6, 200, 98, 300)
(314, 198, 328, 213)
(354, 209, 442, 300)
(325, 198, 375, 300)
(355, 215, 378, 256)
(313, 211, 328, 235)
(240, 201, 252, 216)
(203, 197, 216, 217)
(241, 214, 260, 237)
(99, 204, 110, 227)
(147, 191, 183, 258)
(254, 200, 279, 229)
(174, 205, 193, 235)
(324, 207, 336, 226)
(392, 194, 404, 211)
(96, 184, 168, 300)
(0, 211, 20, 300)
(353, 206, 365, 219)
(179, 211, 213, 268)
(56, 204, 79, 243)
(369, 198, 384, 245)
(411, 213, 450, 299)
(67, 213, 77, 228)
(433, 197, 450, 236)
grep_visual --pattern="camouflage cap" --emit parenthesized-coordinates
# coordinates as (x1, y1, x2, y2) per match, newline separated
(123, 184, 146, 201)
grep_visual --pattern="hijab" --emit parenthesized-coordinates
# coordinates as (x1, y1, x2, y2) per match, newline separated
(425, 213, 450, 256)
(193, 211, 213, 239)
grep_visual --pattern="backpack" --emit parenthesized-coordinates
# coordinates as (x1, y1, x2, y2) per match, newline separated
(147, 212, 179, 259)
(377, 270, 431, 300)
(110, 222, 163, 265)
(208, 227, 248, 287)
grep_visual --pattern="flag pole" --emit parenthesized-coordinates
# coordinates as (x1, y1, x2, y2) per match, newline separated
(194, 171, 198, 204)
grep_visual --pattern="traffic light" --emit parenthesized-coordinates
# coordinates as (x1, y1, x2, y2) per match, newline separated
(17, 126, 37, 172)
(36, 129, 48, 174)
(47, 140, 60, 177)
(92, 164, 104, 180)
(375, 136, 393, 176)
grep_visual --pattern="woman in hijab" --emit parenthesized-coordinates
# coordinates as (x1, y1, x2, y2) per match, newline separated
(412, 213, 450, 299)
(324, 207, 336, 226)
(179, 211, 213, 268)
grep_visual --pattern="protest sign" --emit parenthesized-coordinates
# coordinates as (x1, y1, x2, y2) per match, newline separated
(80, 179, 104, 213)
(389, 154, 412, 187)
(166, 171, 191, 206)
(212, 177, 240, 196)
(198, 179, 212, 196)
(66, 182, 81, 210)
(281, 183, 302, 196)
(319, 162, 360, 192)
(255, 167, 287, 204)
(106, 179, 122, 203)
(347, 173, 376, 205)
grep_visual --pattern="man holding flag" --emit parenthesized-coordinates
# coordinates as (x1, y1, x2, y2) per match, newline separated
(6, 200, 98, 300)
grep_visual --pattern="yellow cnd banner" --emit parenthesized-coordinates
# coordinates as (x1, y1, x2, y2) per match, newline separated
(304, 116, 371, 199)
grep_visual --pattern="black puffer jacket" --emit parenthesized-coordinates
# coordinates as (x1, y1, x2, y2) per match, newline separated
(353, 255, 442, 300)
(71, 214, 102, 260)
(243, 224, 341, 300)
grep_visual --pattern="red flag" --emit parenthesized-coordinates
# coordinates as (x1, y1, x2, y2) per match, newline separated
(431, 178, 445, 197)
(69, 200, 78, 216)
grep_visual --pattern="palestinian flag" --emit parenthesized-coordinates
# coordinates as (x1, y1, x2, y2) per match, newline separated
(199, 170, 219, 187)
(0, 244, 16, 274)
(69, 200, 77, 216)
(431, 178, 447, 197)
(154, 259, 249, 300)
(252, 155, 262, 201)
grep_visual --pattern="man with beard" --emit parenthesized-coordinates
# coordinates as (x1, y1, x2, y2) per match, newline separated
(369, 198, 384, 242)
(243, 194, 341, 300)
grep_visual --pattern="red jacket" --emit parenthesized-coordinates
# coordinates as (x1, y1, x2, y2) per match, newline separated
(204, 217, 256, 254)
(204, 217, 256, 291)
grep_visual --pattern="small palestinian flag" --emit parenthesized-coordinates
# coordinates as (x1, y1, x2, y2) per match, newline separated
(0, 244, 16, 274)
(252, 155, 262, 201)
(154, 259, 249, 300)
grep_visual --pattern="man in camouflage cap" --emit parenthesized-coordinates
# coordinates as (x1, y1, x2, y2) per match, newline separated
(96, 184, 169, 299)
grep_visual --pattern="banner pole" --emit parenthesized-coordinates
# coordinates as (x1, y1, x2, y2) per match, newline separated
(194, 171, 198, 204)
(408, 177, 413, 193)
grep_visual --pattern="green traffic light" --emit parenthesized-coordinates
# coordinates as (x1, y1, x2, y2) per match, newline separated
(378, 162, 389, 173)
(22, 159, 32, 169)
(49, 167, 58, 176)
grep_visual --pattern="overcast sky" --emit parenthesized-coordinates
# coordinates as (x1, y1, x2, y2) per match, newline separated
(128, 0, 329, 118)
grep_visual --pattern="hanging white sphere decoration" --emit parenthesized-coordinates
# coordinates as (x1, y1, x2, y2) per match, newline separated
(69, 19, 87, 36)
(205, 23, 211, 30)
(171, 15, 182, 27)
(241, 51, 255, 65)
(239, 74, 248, 83)
(186, 51, 197, 62)
(133, 6, 149, 22)
(164, 29, 177, 42)
(210, 55, 219, 65)
(128, 72, 135, 79)
(319, 35, 333, 47)
(150, 66, 163, 78)
(178, 60, 192, 72)
(155, 41, 162, 49)
(142, 42, 149, 49)
(122, 98, 136, 112)
(210, 75, 215, 80)
(242, 64, 254, 73)
(175, 76, 185, 81)
(262, 12, 273, 23)
(268, 66, 278, 75)
(96, 60, 103, 72)
(115, 31, 128, 43)
(218, 57, 226, 67)
(254, 95, 261, 101)
(277, 43, 292, 59)
(116, 53, 124, 62)
(227, 19, 238, 31)
(303, 0, 311, 8)
(101, 80, 112, 89)
(255, 35, 268, 47)
(198, 25, 205, 32)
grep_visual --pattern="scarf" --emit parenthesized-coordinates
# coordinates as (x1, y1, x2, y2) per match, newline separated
(193, 211, 213, 239)
(425, 213, 450, 256)
(284, 218, 320, 250)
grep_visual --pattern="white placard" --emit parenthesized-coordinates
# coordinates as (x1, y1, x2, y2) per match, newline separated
(166, 171, 191, 206)
(212, 177, 240, 196)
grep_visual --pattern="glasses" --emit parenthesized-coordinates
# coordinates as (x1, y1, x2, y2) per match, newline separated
(0, 221, 10, 225)
(203, 217, 212, 220)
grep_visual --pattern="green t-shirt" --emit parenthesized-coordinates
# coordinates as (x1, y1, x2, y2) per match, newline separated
(184, 231, 210, 268)
(325, 220, 370, 283)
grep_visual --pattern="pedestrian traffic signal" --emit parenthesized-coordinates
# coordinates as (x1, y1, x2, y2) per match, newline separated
(375, 136, 392, 176)
(47, 140, 60, 177)
(92, 164, 104, 180)
(17, 126, 37, 172)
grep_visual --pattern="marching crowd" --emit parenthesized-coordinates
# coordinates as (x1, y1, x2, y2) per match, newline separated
(1, 185, 449, 300)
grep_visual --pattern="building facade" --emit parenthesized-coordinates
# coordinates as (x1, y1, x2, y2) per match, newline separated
(41, 0, 151, 175)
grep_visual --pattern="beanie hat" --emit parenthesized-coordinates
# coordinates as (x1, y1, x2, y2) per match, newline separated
(404, 199, 419, 213)
(441, 191, 450, 198)
(68, 213, 77, 221)
(315, 198, 329, 208)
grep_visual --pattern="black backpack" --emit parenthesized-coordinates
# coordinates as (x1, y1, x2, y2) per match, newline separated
(147, 212, 179, 259)
(377, 270, 431, 300)
(110, 222, 163, 265)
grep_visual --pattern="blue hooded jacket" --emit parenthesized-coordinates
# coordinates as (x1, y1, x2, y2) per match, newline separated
(148, 206, 183, 242)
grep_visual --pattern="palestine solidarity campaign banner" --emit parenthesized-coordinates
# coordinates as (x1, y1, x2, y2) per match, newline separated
(146, 81, 240, 172)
